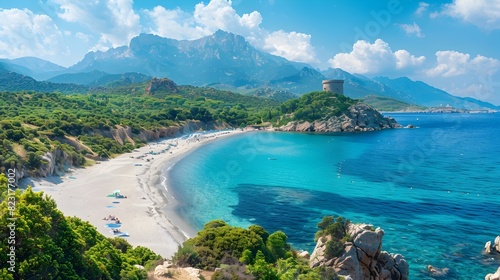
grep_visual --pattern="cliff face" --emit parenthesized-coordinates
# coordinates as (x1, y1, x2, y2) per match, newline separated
(310, 223, 409, 280)
(31, 120, 227, 178)
(38, 147, 77, 177)
(276, 103, 400, 132)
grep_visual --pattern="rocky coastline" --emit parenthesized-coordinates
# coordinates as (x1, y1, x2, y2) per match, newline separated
(275, 103, 401, 132)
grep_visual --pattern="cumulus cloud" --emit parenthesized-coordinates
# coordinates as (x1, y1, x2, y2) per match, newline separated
(328, 39, 425, 74)
(145, 0, 318, 64)
(426, 50, 500, 77)
(146, 6, 208, 40)
(193, 0, 262, 37)
(51, 0, 141, 50)
(397, 22, 424, 37)
(415, 2, 429, 15)
(438, 0, 500, 30)
(263, 30, 318, 63)
(0, 8, 65, 59)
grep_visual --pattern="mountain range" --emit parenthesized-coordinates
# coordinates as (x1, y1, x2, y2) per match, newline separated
(0, 30, 498, 110)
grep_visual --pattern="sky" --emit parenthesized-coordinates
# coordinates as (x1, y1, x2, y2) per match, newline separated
(1, 0, 500, 105)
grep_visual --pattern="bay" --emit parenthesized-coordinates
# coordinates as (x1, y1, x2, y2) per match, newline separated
(168, 113, 500, 279)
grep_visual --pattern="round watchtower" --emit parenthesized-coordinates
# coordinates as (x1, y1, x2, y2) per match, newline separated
(322, 79, 344, 95)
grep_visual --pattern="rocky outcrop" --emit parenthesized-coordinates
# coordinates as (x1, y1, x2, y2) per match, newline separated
(486, 267, 500, 280)
(310, 223, 409, 280)
(37, 147, 78, 177)
(145, 77, 178, 96)
(484, 236, 500, 280)
(276, 103, 401, 132)
(153, 261, 203, 280)
(484, 236, 500, 255)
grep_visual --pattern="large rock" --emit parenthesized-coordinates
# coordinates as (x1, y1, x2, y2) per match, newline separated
(276, 103, 401, 132)
(484, 236, 500, 255)
(486, 267, 500, 280)
(309, 223, 409, 280)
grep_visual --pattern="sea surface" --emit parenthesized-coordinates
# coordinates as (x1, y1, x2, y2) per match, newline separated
(167, 113, 500, 279)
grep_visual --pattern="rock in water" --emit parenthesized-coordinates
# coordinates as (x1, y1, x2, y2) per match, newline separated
(309, 223, 409, 280)
(486, 267, 500, 280)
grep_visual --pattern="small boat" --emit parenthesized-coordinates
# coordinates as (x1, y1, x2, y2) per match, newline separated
(268, 157, 277, 160)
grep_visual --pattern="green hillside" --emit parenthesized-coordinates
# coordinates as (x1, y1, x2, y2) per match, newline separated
(362, 95, 426, 112)
(278, 91, 358, 123)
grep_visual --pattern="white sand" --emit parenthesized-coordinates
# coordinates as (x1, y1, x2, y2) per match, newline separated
(20, 129, 244, 258)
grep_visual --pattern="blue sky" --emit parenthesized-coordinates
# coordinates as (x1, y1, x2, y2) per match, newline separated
(1, 0, 500, 104)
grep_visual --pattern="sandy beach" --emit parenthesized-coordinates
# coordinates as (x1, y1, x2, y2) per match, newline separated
(20, 129, 244, 258)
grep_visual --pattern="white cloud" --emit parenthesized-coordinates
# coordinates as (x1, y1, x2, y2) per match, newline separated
(397, 22, 424, 37)
(438, 0, 500, 30)
(75, 32, 91, 42)
(193, 0, 262, 37)
(415, 2, 429, 15)
(328, 39, 425, 74)
(0, 8, 66, 59)
(147, 6, 207, 40)
(263, 30, 318, 63)
(426, 50, 500, 77)
(52, 0, 141, 50)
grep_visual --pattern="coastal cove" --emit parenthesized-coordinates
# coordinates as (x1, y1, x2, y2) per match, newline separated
(168, 113, 500, 279)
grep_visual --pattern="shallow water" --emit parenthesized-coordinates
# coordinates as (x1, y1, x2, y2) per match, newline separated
(169, 113, 500, 279)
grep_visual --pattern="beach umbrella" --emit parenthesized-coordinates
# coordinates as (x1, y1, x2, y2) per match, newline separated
(107, 190, 121, 197)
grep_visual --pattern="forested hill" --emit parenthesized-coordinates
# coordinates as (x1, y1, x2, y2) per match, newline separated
(0, 65, 88, 93)
(0, 80, 281, 177)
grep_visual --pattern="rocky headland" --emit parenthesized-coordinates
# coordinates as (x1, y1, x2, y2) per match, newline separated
(309, 223, 409, 280)
(276, 103, 401, 132)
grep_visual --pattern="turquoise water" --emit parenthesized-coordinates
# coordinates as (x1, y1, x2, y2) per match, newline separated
(168, 113, 500, 279)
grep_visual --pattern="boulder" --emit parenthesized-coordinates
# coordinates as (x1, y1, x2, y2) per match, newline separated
(309, 223, 408, 280)
(484, 236, 500, 255)
(485, 241, 492, 254)
(297, 250, 310, 259)
(486, 267, 500, 280)
(495, 236, 500, 253)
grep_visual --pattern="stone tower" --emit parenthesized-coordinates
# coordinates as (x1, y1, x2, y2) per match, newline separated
(322, 79, 344, 95)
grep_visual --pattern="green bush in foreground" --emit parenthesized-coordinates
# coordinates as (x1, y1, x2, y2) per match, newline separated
(173, 219, 343, 279)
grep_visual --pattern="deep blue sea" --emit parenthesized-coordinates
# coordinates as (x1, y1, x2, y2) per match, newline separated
(168, 113, 500, 279)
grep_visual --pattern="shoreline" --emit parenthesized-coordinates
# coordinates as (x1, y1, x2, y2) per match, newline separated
(20, 128, 246, 258)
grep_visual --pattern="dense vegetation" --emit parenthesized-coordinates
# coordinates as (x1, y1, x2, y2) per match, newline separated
(0, 174, 162, 280)
(278, 91, 358, 124)
(172, 220, 342, 279)
(0, 83, 280, 174)
(315, 216, 352, 259)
